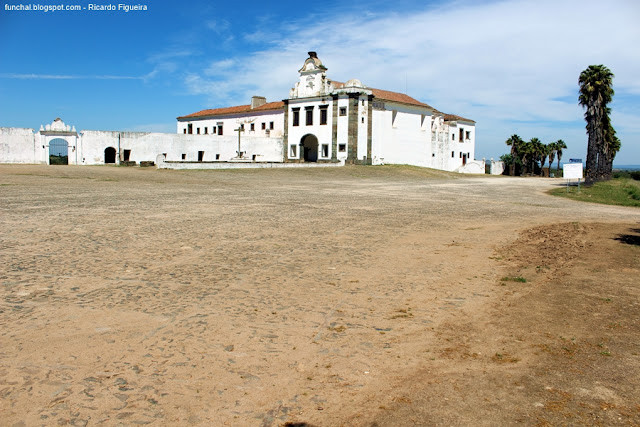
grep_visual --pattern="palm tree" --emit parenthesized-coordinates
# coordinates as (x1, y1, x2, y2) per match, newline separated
(600, 113, 620, 180)
(528, 138, 545, 175)
(538, 142, 550, 176)
(547, 142, 558, 177)
(579, 65, 614, 184)
(505, 134, 524, 175)
(555, 139, 567, 175)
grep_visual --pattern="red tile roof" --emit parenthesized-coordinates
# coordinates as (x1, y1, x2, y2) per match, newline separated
(332, 81, 436, 110)
(177, 86, 474, 124)
(443, 114, 475, 124)
(177, 101, 285, 120)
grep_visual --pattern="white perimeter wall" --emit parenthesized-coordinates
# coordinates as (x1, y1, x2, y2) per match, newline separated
(0, 127, 39, 164)
(1, 129, 284, 165)
(81, 131, 283, 164)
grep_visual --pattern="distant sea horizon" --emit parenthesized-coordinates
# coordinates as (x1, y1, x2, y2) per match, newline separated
(611, 165, 640, 171)
(551, 163, 640, 171)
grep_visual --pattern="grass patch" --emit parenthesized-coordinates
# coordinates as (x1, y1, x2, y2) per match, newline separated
(501, 276, 527, 283)
(549, 178, 640, 207)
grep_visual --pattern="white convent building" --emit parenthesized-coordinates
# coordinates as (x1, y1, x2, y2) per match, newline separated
(177, 52, 478, 171)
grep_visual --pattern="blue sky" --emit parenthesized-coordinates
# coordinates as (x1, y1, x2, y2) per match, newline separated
(1, 0, 639, 164)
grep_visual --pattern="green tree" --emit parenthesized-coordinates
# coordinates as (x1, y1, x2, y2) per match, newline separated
(555, 139, 567, 175)
(527, 138, 545, 175)
(579, 65, 615, 184)
(538, 142, 550, 176)
(599, 109, 620, 181)
(547, 141, 558, 176)
(505, 134, 524, 176)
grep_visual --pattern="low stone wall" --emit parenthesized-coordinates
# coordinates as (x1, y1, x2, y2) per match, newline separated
(457, 159, 485, 174)
(158, 159, 345, 170)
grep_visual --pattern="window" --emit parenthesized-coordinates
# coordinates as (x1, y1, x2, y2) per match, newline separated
(432, 153, 435, 157)
(188, 124, 193, 134)
(321, 144, 329, 157)
(361, 117, 364, 123)
(292, 108, 300, 126)
(451, 151, 455, 158)
(215, 154, 220, 160)
(197, 127, 200, 135)
(305, 107, 313, 126)
(339, 107, 347, 116)
(466, 131, 471, 140)
(183, 129, 187, 134)
(217, 124, 223, 135)
(451, 133, 455, 141)
(250, 123, 255, 131)
(269, 121, 274, 130)
(182, 153, 186, 160)
(261, 122, 266, 130)
(240, 124, 245, 131)
(459, 128, 464, 142)
(290, 145, 297, 157)
(204, 127, 208, 134)
(320, 107, 328, 125)
(213, 126, 217, 134)
(459, 152, 462, 158)
(339, 144, 346, 152)
(198, 151, 204, 162)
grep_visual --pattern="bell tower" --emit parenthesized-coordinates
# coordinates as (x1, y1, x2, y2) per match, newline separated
(290, 52, 329, 98)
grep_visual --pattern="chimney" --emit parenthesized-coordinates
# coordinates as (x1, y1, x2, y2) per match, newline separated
(251, 96, 267, 109)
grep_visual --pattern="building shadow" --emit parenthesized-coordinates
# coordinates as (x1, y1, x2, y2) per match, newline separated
(614, 228, 640, 246)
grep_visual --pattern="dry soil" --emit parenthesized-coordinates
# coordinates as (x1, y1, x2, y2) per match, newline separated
(0, 165, 638, 426)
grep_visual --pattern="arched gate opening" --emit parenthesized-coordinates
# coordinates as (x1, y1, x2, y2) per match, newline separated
(301, 134, 318, 162)
(49, 138, 69, 165)
(105, 147, 116, 164)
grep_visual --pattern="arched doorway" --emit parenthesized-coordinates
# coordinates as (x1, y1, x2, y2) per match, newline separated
(49, 138, 69, 165)
(301, 134, 318, 162)
(104, 147, 116, 164)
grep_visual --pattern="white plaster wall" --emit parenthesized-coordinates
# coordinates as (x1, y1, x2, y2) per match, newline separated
(372, 103, 432, 167)
(77, 131, 283, 165)
(0, 127, 39, 163)
(287, 98, 333, 160)
(356, 96, 369, 162)
(490, 160, 505, 175)
(178, 110, 284, 139)
(442, 120, 476, 171)
(336, 97, 349, 160)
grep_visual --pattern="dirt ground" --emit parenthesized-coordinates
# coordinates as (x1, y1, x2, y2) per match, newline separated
(0, 164, 638, 426)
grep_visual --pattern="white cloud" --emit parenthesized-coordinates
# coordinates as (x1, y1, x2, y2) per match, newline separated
(206, 19, 231, 34)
